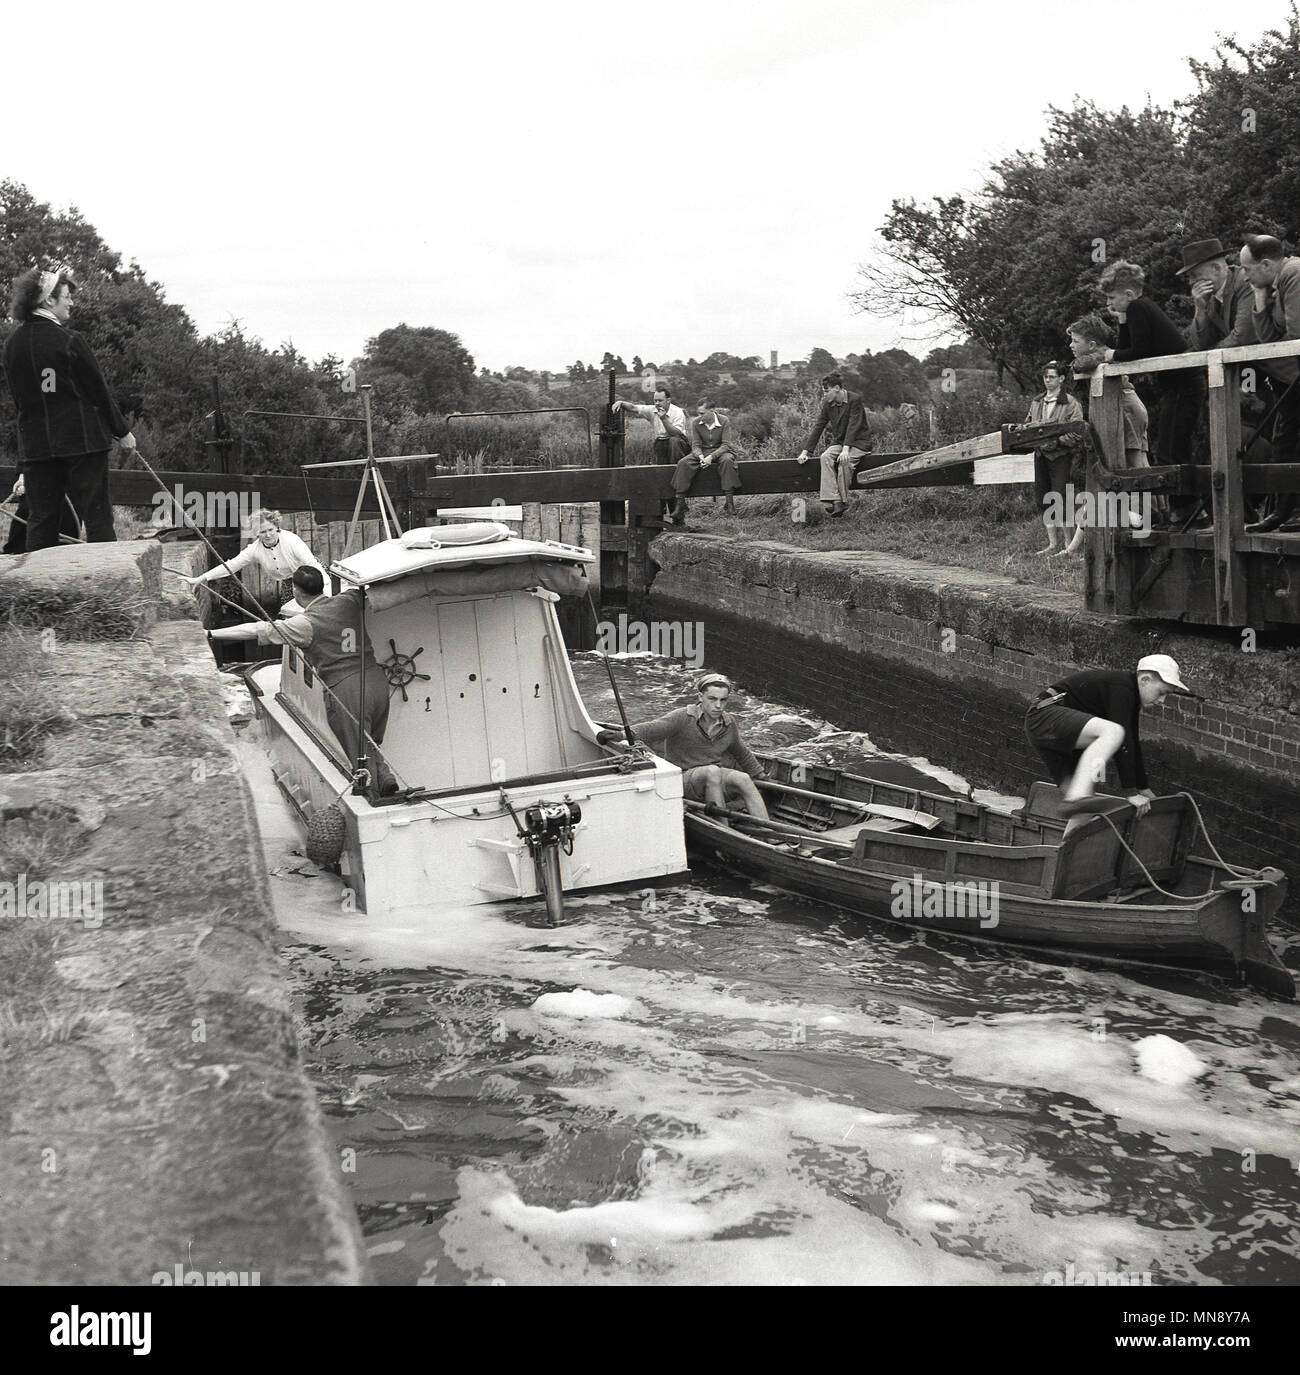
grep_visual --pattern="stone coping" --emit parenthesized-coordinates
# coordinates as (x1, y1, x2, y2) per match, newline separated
(0, 597, 369, 1283)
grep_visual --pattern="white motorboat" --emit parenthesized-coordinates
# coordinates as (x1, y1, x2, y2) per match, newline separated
(245, 521, 688, 921)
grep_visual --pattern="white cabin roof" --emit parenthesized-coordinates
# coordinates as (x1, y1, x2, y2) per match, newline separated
(331, 522, 595, 587)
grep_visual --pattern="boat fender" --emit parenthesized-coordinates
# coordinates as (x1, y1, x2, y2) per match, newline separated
(306, 803, 347, 867)
(400, 523, 511, 549)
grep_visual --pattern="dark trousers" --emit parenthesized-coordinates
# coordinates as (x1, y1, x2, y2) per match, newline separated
(22, 452, 115, 551)
(324, 664, 396, 792)
(654, 435, 689, 466)
(1153, 375, 1205, 466)
(672, 450, 742, 496)
(3, 493, 80, 554)
(1267, 377, 1300, 463)
(1260, 377, 1300, 523)
(654, 436, 688, 514)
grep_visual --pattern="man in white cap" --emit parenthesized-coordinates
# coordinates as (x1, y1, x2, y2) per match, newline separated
(1023, 655, 1191, 826)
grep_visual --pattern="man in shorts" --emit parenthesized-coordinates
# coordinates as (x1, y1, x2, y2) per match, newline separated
(1024, 654, 1191, 826)
(598, 673, 769, 819)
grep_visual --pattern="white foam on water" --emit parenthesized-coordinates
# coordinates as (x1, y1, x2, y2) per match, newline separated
(901, 1014, 1300, 1158)
(438, 1061, 1208, 1286)
(532, 990, 645, 1020)
(903, 757, 973, 798)
(1134, 1034, 1205, 1087)
(241, 735, 1299, 1285)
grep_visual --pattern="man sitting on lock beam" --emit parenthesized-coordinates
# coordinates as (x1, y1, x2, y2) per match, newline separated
(209, 565, 399, 797)
(598, 672, 770, 820)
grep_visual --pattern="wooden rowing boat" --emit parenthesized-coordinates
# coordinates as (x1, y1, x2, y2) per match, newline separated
(683, 755, 1294, 999)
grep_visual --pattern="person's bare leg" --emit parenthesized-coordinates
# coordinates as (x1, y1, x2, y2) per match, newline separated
(699, 765, 729, 812)
(724, 771, 770, 820)
(1058, 526, 1084, 556)
(1062, 718, 1126, 803)
(1036, 516, 1064, 555)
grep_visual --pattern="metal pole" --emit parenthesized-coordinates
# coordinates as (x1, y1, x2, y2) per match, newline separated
(355, 585, 370, 794)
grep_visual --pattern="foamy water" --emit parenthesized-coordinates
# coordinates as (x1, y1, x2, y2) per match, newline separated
(236, 656, 1300, 1287)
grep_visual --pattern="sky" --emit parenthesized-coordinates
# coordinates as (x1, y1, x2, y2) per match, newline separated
(8, 0, 1292, 374)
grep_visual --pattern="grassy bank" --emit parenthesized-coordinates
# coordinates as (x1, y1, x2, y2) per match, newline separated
(683, 486, 1085, 596)
(670, 383, 1083, 592)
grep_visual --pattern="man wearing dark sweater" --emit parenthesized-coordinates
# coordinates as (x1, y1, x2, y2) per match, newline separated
(209, 566, 398, 797)
(1024, 655, 1191, 823)
(599, 673, 769, 819)
(1098, 260, 1206, 481)
(1, 267, 135, 550)
(796, 372, 872, 517)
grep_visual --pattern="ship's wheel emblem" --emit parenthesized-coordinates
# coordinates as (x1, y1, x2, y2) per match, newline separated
(381, 639, 432, 702)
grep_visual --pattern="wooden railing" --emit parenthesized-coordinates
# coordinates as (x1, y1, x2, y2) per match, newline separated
(1086, 337, 1300, 626)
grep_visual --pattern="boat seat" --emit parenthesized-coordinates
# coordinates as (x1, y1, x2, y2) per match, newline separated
(813, 818, 903, 846)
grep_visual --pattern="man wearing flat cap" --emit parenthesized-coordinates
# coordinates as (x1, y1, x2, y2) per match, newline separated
(598, 673, 770, 819)
(1180, 238, 1257, 353)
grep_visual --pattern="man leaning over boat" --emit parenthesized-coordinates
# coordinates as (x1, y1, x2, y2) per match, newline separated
(1024, 654, 1191, 830)
(209, 565, 399, 798)
(598, 673, 771, 820)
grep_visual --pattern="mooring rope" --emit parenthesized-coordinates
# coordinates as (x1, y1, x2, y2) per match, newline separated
(1093, 791, 1270, 904)
(121, 448, 411, 795)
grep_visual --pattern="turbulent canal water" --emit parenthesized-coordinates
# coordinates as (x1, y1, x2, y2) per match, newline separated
(237, 655, 1300, 1287)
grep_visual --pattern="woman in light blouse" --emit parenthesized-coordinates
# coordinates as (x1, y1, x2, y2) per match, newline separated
(184, 508, 331, 616)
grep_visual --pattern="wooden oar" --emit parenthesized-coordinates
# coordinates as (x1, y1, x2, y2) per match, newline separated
(756, 777, 941, 831)
(683, 799, 856, 848)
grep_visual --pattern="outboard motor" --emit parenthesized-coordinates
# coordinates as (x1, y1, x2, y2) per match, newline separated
(523, 801, 582, 927)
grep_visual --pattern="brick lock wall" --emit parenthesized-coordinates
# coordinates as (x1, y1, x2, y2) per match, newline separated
(649, 538, 1300, 918)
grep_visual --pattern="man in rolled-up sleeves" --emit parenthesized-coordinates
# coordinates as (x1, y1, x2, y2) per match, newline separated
(796, 372, 872, 517)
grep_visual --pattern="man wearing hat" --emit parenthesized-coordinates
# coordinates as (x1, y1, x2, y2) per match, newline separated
(1, 266, 136, 551)
(1023, 655, 1191, 826)
(1180, 238, 1257, 353)
(597, 673, 770, 820)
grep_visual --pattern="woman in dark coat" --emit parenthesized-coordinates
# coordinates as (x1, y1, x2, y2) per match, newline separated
(1, 267, 135, 551)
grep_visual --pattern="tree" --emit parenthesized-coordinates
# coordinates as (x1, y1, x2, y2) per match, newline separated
(600, 351, 627, 374)
(849, 16, 1300, 390)
(852, 101, 1198, 386)
(804, 347, 839, 377)
(358, 324, 476, 413)
(568, 360, 587, 381)
(1182, 12, 1300, 244)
